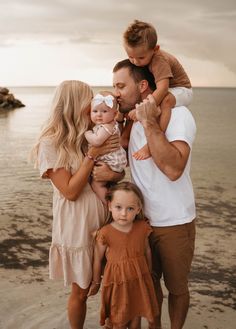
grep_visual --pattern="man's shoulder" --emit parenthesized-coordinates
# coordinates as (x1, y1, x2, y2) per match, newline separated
(167, 106, 197, 144)
(171, 106, 195, 121)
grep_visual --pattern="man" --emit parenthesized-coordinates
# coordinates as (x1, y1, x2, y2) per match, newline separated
(112, 59, 196, 329)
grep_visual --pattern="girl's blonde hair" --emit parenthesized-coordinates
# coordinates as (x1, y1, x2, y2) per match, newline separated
(31, 80, 93, 171)
(105, 181, 145, 224)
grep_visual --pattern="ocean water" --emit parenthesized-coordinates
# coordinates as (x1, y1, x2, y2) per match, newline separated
(0, 86, 235, 211)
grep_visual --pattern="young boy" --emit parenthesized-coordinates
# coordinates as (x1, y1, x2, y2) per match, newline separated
(122, 19, 193, 160)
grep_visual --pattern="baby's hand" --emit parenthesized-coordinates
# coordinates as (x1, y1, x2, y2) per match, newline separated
(87, 281, 101, 297)
(128, 109, 137, 121)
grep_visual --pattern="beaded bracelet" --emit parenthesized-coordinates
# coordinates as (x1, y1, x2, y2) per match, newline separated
(85, 153, 97, 162)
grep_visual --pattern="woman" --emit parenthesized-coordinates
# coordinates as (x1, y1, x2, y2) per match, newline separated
(31, 80, 123, 329)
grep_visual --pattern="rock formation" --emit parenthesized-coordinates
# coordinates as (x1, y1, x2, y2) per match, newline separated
(0, 87, 25, 110)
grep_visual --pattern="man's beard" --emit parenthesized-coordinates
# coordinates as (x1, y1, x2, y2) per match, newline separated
(118, 95, 142, 114)
(118, 107, 131, 114)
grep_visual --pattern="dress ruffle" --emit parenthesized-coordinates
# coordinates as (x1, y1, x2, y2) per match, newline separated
(100, 272, 158, 326)
(49, 243, 94, 288)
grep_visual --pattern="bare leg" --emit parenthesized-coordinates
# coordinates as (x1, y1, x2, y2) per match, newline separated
(128, 316, 141, 328)
(168, 292, 190, 329)
(91, 179, 107, 205)
(112, 325, 127, 329)
(159, 93, 176, 132)
(67, 283, 89, 329)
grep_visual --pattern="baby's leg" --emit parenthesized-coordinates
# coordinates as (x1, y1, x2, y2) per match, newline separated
(159, 93, 176, 132)
(91, 180, 107, 205)
(132, 144, 151, 160)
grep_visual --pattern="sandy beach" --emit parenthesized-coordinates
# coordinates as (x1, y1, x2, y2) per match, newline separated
(0, 87, 236, 328)
(0, 167, 235, 329)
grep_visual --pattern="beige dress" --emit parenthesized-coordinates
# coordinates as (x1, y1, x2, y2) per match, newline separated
(38, 139, 105, 288)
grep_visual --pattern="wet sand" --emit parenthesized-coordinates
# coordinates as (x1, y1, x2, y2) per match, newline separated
(0, 166, 236, 329)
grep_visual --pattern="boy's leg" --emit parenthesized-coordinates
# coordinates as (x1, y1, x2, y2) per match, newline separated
(159, 93, 176, 132)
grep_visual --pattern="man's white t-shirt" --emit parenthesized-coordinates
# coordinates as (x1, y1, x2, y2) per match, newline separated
(128, 106, 196, 227)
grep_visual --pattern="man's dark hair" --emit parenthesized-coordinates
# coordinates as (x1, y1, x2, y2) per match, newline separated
(113, 59, 156, 91)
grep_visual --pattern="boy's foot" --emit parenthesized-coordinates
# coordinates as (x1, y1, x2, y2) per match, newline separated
(132, 144, 151, 160)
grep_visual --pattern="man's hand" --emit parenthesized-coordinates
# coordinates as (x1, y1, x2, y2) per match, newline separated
(92, 162, 114, 182)
(92, 162, 125, 182)
(135, 95, 161, 125)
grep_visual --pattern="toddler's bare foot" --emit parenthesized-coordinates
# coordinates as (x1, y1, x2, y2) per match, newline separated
(132, 144, 151, 160)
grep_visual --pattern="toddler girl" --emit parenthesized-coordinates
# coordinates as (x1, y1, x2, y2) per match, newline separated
(88, 181, 159, 329)
(85, 91, 127, 204)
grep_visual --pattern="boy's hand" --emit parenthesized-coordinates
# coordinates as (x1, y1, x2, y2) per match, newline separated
(87, 281, 100, 297)
(128, 109, 137, 121)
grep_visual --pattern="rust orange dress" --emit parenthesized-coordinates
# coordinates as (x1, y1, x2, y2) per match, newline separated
(97, 220, 159, 326)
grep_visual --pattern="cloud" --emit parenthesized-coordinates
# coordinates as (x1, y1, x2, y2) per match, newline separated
(0, 0, 235, 85)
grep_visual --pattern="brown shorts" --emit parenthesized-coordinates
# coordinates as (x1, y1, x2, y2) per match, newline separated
(149, 220, 195, 295)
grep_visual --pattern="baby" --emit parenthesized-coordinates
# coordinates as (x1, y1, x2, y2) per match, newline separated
(85, 91, 127, 204)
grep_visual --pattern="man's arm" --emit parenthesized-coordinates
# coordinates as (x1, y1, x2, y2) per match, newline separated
(135, 95, 190, 181)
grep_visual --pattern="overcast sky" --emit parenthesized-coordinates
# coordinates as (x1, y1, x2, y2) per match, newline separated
(0, 0, 236, 87)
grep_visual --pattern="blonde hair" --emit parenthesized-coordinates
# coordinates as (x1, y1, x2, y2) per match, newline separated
(105, 181, 145, 224)
(123, 20, 157, 49)
(31, 80, 93, 171)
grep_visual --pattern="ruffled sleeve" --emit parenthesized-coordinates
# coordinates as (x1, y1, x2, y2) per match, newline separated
(141, 220, 153, 238)
(38, 139, 57, 178)
(96, 227, 108, 245)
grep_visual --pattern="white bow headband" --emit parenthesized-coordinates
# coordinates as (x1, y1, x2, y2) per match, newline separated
(91, 93, 115, 110)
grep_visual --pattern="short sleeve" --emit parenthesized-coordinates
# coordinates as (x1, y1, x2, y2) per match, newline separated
(150, 54, 173, 83)
(38, 139, 57, 178)
(96, 228, 108, 245)
(166, 107, 196, 148)
(138, 220, 153, 238)
(143, 221, 153, 237)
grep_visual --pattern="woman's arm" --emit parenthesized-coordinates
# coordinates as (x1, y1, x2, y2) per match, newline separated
(87, 240, 107, 297)
(47, 140, 119, 201)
